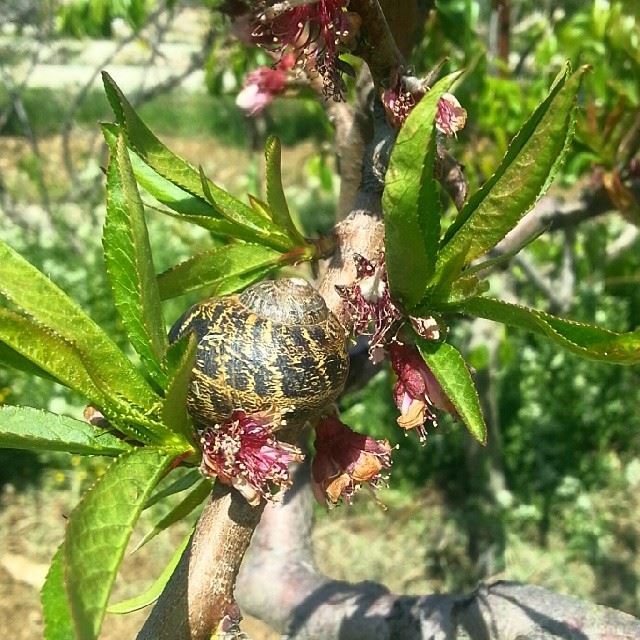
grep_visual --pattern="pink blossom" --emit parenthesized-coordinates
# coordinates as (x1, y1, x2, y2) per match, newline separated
(382, 75, 423, 128)
(199, 408, 303, 505)
(382, 76, 467, 136)
(236, 53, 296, 115)
(336, 253, 402, 359)
(251, 0, 352, 100)
(436, 92, 467, 136)
(389, 343, 458, 441)
(311, 413, 392, 506)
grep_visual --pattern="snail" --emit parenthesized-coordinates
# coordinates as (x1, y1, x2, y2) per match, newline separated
(169, 278, 350, 430)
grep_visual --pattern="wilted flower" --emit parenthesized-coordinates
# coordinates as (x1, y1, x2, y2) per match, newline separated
(250, 0, 352, 100)
(389, 343, 458, 441)
(236, 53, 296, 115)
(200, 408, 303, 506)
(435, 92, 467, 136)
(311, 413, 392, 505)
(383, 75, 467, 136)
(382, 74, 423, 128)
(336, 253, 402, 359)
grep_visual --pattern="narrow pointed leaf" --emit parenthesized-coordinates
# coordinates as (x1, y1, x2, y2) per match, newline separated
(425, 237, 472, 303)
(457, 297, 640, 364)
(0, 308, 107, 405)
(383, 72, 462, 307)
(103, 124, 261, 240)
(416, 339, 487, 444)
(157, 243, 283, 300)
(108, 526, 193, 614)
(264, 136, 303, 241)
(42, 546, 75, 640)
(102, 72, 213, 201)
(102, 73, 291, 250)
(101, 123, 219, 218)
(248, 195, 274, 221)
(134, 478, 211, 551)
(0, 341, 57, 381)
(104, 132, 168, 386)
(432, 276, 489, 306)
(0, 406, 130, 455)
(161, 333, 197, 446)
(0, 309, 164, 445)
(145, 467, 202, 510)
(438, 65, 586, 267)
(0, 237, 159, 410)
(65, 447, 174, 640)
(198, 165, 294, 251)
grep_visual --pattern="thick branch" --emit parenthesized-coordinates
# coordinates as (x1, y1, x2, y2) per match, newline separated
(237, 463, 640, 639)
(350, 0, 405, 87)
(139, 3, 413, 637)
(137, 484, 264, 640)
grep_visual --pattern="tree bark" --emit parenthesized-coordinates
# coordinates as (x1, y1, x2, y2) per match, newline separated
(237, 461, 640, 639)
(137, 485, 264, 640)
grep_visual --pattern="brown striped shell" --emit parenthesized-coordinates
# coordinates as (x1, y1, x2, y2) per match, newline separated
(169, 278, 349, 429)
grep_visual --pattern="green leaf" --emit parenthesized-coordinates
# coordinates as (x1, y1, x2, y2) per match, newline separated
(161, 333, 197, 446)
(383, 72, 462, 307)
(134, 478, 210, 551)
(145, 467, 201, 510)
(65, 447, 174, 640)
(248, 195, 274, 221)
(102, 72, 211, 200)
(102, 73, 292, 251)
(197, 166, 294, 251)
(0, 237, 159, 411)
(102, 124, 275, 241)
(101, 123, 216, 217)
(0, 341, 57, 381)
(157, 243, 283, 300)
(108, 526, 193, 614)
(104, 132, 168, 387)
(416, 339, 487, 444)
(438, 64, 586, 267)
(457, 297, 640, 364)
(264, 136, 304, 242)
(42, 546, 76, 640)
(0, 406, 130, 455)
(0, 308, 107, 406)
(0, 308, 165, 445)
(426, 237, 472, 302)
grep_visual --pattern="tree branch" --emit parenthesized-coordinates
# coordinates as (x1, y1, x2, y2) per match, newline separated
(236, 459, 640, 639)
(494, 180, 640, 257)
(350, 0, 405, 88)
(137, 2, 403, 636)
(137, 484, 264, 640)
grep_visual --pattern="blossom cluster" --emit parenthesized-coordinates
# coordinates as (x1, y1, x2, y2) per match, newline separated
(199, 408, 303, 506)
(335, 252, 459, 439)
(227, 0, 355, 114)
(382, 74, 467, 134)
(230, 1, 467, 137)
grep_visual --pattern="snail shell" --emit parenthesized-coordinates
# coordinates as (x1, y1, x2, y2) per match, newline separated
(169, 278, 349, 429)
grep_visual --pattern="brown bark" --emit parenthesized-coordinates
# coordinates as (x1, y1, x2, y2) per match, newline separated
(236, 462, 640, 639)
(137, 484, 264, 640)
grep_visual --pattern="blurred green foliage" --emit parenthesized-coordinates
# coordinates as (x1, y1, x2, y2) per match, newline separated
(0, 87, 328, 147)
